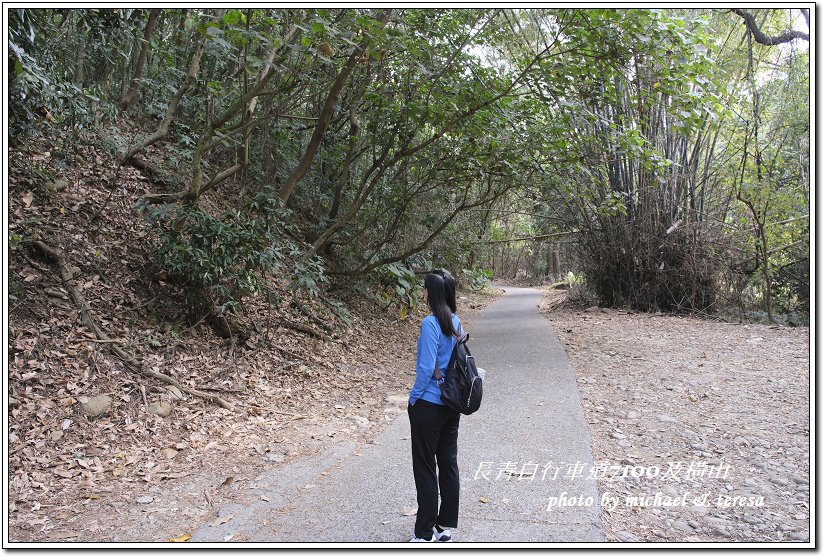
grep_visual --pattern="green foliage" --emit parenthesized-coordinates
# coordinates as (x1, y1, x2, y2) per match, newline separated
(565, 271, 584, 287)
(144, 196, 326, 317)
(377, 261, 424, 319)
(9, 233, 24, 251)
(8, 36, 53, 140)
(9, 9, 120, 142)
(461, 268, 492, 291)
(8, 7, 808, 318)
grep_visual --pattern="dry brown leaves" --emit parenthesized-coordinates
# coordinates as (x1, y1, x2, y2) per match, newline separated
(541, 288, 810, 543)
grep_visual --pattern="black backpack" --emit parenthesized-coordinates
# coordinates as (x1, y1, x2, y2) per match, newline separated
(434, 332, 483, 415)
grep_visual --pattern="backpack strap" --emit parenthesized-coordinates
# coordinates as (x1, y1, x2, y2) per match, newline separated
(434, 322, 466, 383)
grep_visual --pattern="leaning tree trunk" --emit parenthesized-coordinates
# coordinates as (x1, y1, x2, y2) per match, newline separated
(118, 9, 161, 113)
(278, 9, 392, 204)
(121, 33, 206, 164)
(73, 16, 85, 87)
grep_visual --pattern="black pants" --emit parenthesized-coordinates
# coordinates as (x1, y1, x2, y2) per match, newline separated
(408, 400, 460, 539)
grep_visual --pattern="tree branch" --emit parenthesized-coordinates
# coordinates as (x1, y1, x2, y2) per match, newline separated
(473, 230, 582, 244)
(278, 9, 392, 204)
(731, 9, 810, 45)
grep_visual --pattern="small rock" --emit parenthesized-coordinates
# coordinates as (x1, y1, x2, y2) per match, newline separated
(351, 416, 370, 426)
(161, 448, 178, 459)
(713, 528, 731, 538)
(791, 475, 809, 485)
(742, 515, 763, 525)
(789, 532, 808, 541)
(147, 401, 173, 418)
(770, 476, 789, 487)
(734, 436, 752, 447)
(704, 516, 731, 528)
(264, 452, 285, 463)
(615, 531, 640, 543)
(165, 385, 184, 400)
(690, 504, 708, 515)
(662, 485, 679, 496)
(626, 411, 641, 419)
(80, 395, 112, 418)
(657, 414, 678, 423)
(44, 287, 67, 299)
(610, 432, 626, 440)
(52, 179, 70, 192)
(673, 520, 693, 532)
(136, 496, 154, 504)
(584, 306, 601, 313)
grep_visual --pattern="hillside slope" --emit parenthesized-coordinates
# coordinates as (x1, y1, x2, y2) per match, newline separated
(6, 130, 498, 542)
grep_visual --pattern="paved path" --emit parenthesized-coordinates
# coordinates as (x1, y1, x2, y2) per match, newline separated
(190, 286, 603, 544)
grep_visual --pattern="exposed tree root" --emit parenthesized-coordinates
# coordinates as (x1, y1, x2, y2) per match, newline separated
(289, 300, 334, 335)
(280, 319, 329, 341)
(30, 239, 237, 412)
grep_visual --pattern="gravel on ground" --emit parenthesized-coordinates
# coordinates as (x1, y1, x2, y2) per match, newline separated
(541, 288, 810, 543)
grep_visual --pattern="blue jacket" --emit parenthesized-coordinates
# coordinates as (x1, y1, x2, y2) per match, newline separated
(409, 314, 462, 406)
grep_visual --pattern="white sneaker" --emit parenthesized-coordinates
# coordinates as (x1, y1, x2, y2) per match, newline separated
(409, 529, 436, 542)
(434, 527, 452, 542)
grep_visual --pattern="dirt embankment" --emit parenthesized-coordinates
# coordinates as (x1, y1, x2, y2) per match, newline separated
(9, 262, 497, 544)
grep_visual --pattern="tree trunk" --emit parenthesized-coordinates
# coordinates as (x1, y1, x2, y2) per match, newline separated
(278, 9, 392, 204)
(173, 9, 188, 70)
(185, 21, 304, 203)
(73, 16, 85, 86)
(118, 9, 161, 113)
(121, 34, 206, 165)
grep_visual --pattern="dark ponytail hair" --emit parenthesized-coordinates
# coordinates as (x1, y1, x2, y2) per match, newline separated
(431, 268, 457, 313)
(425, 270, 456, 337)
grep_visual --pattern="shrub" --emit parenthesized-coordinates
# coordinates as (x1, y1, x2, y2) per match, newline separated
(377, 261, 423, 319)
(461, 268, 493, 291)
(143, 195, 326, 319)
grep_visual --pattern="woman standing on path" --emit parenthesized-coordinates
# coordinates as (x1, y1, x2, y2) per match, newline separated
(407, 270, 461, 543)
